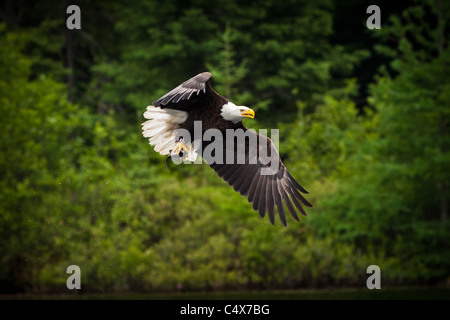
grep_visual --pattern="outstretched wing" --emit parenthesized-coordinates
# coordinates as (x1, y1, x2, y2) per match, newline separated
(152, 72, 227, 111)
(207, 129, 312, 226)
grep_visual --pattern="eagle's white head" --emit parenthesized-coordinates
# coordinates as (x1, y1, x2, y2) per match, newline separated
(220, 102, 255, 124)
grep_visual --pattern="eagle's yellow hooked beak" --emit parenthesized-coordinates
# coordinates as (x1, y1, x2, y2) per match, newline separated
(241, 108, 255, 119)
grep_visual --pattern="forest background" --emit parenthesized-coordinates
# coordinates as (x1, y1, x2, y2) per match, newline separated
(0, 0, 449, 294)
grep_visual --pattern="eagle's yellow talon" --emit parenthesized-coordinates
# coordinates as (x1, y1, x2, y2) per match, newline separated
(172, 141, 190, 156)
(172, 144, 180, 154)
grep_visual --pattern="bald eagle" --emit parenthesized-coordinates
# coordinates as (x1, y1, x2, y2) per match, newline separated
(142, 72, 312, 226)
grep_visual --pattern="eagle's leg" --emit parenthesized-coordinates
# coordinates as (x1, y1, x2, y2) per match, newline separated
(171, 137, 191, 160)
(172, 141, 190, 155)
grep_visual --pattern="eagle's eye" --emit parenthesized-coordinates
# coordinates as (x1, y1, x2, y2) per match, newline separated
(240, 109, 244, 112)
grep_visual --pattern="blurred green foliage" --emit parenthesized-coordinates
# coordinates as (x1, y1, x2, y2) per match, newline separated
(0, 0, 449, 293)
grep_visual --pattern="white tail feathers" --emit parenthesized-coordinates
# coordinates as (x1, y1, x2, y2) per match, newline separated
(142, 105, 197, 161)
(143, 105, 188, 123)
